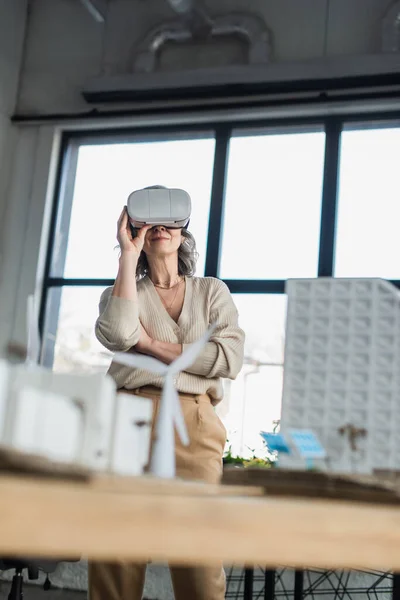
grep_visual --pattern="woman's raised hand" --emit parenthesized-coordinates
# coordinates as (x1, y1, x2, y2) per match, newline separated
(117, 206, 150, 257)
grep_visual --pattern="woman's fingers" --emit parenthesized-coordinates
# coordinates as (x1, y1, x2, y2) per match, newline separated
(136, 224, 151, 241)
(117, 206, 128, 228)
(118, 205, 127, 221)
(131, 225, 151, 253)
(117, 208, 151, 252)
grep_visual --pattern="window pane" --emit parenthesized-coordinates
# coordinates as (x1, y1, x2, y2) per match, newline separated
(55, 137, 215, 279)
(218, 294, 287, 458)
(42, 286, 112, 373)
(335, 126, 400, 278)
(220, 130, 325, 279)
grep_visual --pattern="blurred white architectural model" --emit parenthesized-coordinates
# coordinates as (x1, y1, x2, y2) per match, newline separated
(281, 278, 400, 474)
(0, 295, 213, 479)
(0, 294, 153, 476)
(0, 362, 153, 477)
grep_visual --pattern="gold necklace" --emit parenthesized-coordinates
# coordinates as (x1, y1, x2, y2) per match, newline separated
(152, 276, 181, 290)
(156, 279, 183, 311)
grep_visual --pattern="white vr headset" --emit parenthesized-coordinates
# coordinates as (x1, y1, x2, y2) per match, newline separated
(127, 187, 191, 229)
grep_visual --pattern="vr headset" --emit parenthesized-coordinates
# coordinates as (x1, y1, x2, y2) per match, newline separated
(127, 187, 191, 230)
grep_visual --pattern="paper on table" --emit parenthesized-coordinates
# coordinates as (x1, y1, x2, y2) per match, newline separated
(113, 324, 216, 478)
(26, 294, 41, 367)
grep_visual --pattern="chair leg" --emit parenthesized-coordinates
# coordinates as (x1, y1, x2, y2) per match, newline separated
(8, 568, 23, 600)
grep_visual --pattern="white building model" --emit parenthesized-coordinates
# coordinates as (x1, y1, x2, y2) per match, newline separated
(281, 278, 400, 474)
(0, 296, 214, 479)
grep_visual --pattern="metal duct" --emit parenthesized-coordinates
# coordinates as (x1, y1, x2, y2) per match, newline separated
(166, 0, 213, 38)
(133, 12, 271, 73)
(382, 0, 400, 52)
(167, 0, 194, 15)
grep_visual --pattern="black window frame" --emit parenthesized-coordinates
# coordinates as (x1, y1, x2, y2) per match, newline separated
(39, 109, 400, 367)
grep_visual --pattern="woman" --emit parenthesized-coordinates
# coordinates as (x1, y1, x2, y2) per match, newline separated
(89, 187, 245, 600)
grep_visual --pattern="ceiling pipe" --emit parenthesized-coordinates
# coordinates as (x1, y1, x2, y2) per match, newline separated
(382, 0, 400, 51)
(79, 0, 106, 23)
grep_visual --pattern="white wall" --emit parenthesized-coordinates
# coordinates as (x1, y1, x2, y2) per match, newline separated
(17, 0, 104, 115)
(0, 0, 27, 217)
(16, 0, 396, 116)
(0, 0, 27, 113)
(0, 0, 29, 351)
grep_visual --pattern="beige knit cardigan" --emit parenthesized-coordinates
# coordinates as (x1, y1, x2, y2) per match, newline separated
(95, 276, 245, 404)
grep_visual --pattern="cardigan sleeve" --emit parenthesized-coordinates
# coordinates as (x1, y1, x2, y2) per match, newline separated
(183, 279, 245, 379)
(95, 287, 141, 352)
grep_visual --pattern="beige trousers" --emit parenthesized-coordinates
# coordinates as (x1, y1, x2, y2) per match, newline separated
(89, 386, 227, 600)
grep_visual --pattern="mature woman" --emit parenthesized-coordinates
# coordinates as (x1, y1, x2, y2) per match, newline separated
(89, 186, 245, 600)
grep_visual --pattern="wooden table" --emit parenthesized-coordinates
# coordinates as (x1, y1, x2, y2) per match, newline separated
(1, 473, 400, 575)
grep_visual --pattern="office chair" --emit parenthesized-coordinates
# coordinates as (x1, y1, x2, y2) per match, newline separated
(0, 558, 59, 600)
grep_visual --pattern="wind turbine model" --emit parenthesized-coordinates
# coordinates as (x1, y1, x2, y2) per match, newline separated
(113, 325, 216, 478)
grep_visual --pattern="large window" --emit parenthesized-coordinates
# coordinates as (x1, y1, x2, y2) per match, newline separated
(219, 294, 287, 458)
(47, 286, 112, 374)
(41, 116, 400, 458)
(220, 129, 325, 280)
(52, 136, 215, 280)
(42, 132, 216, 371)
(334, 126, 400, 278)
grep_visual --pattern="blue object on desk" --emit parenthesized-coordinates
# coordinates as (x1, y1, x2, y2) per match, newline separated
(288, 429, 326, 459)
(260, 431, 291, 454)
